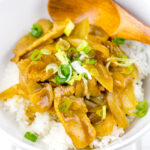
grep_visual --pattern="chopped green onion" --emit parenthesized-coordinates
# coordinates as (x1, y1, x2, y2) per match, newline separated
(57, 64, 73, 83)
(24, 132, 37, 142)
(79, 51, 89, 61)
(107, 57, 135, 67)
(64, 20, 75, 36)
(30, 24, 42, 38)
(59, 99, 73, 113)
(55, 50, 69, 64)
(46, 63, 58, 74)
(83, 73, 88, 78)
(83, 45, 95, 56)
(67, 72, 82, 85)
(85, 59, 97, 64)
(56, 39, 70, 51)
(41, 49, 51, 55)
(77, 40, 88, 52)
(113, 37, 125, 45)
(96, 105, 107, 120)
(96, 109, 102, 117)
(102, 105, 106, 120)
(55, 75, 67, 84)
(30, 49, 42, 61)
(136, 100, 148, 118)
(118, 54, 128, 59)
(60, 64, 71, 77)
(58, 67, 66, 78)
(68, 47, 80, 61)
(124, 65, 134, 75)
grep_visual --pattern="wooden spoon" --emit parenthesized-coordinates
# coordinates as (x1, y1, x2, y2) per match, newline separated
(48, 0, 150, 44)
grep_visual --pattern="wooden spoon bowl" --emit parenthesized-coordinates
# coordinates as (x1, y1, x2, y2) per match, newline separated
(48, 0, 150, 44)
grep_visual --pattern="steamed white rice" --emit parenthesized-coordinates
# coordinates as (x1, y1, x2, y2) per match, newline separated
(0, 40, 150, 150)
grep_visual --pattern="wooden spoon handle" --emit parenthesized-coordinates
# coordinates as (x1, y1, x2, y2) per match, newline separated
(114, 3, 150, 44)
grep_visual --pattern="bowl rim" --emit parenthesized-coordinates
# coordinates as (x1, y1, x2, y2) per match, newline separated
(0, 120, 150, 150)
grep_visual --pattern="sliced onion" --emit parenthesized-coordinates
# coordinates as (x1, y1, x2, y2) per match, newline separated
(46, 63, 58, 74)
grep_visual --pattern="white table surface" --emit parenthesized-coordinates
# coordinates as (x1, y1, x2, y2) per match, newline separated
(0, 130, 150, 150)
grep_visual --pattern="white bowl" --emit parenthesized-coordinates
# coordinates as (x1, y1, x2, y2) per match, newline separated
(0, 0, 150, 149)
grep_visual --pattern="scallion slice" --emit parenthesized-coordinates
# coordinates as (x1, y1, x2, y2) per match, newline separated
(113, 37, 125, 45)
(96, 105, 107, 120)
(136, 100, 148, 118)
(83, 45, 95, 56)
(57, 64, 73, 83)
(55, 50, 69, 64)
(55, 75, 67, 84)
(58, 99, 73, 113)
(41, 49, 51, 55)
(30, 24, 42, 38)
(46, 63, 58, 74)
(24, 132, 37, 142)
(68, 47, 80, 61)
(30, 49, 42, 61)
(124, 65, 134, 75)
(67, 72, 82, 85)
(64, 20, 75, 36)
(96, 109, 102, 117)
(85, 59, 97, 64)
(56, 39, 70, 51)
(107, 57, 135, 67)
(118, 54, 128, 59)
(77, 40, 88, 52)
(102, 105, 107, 120)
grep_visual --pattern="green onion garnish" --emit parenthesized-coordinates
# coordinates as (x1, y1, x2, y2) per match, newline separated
(30, 49, 42, 61)
(118, 54, 128, 59)
(136, 100, 148, 118)
(55, 50, 69, 64)
(113, 37, 125, 45)
(60, 64, 71, 77)
(67, 72, 82, 85)
(46, 63, 58, 74)
(85, 59, 97, 64)
(83, 45, 95, 56)
(56, 39, 70, 51)
(124, 65, 134, 75)
(41, 49, 51, 55)
(96, 109, 102, 117)
(55, 75, 67, 84)
(68, 47, 80, 61)
(83, 73, 88, 78)
(30, 24, 42, 38)
(96, 105, 107, 120)
(102, 105, 106, 120)
(58, 99, 73, 113)
(107, 57, 135, 67)
(24, 132, 37, 142)
(64, 20, 75, 36)
(77, 40, 88, 52)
